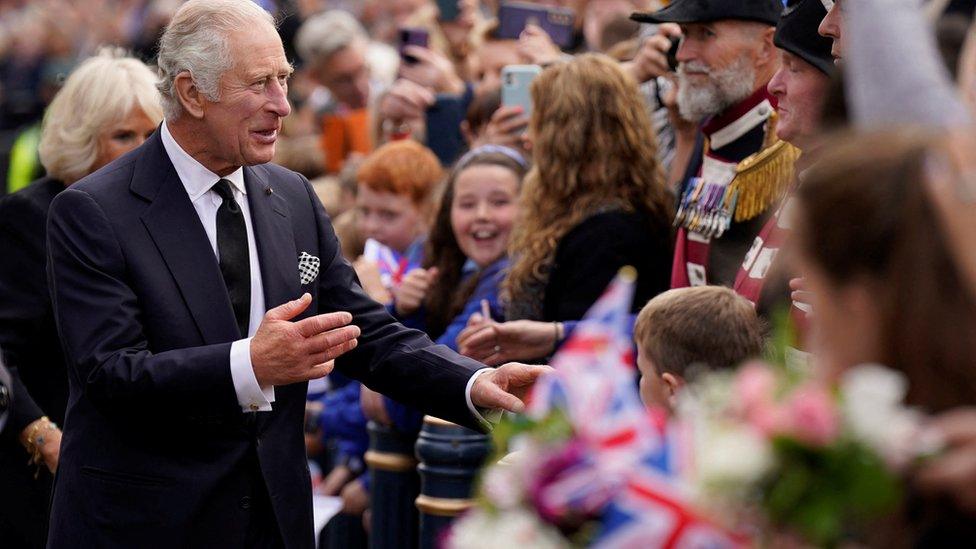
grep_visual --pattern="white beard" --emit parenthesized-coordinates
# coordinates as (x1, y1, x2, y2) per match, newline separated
(676, 58, 757, 123)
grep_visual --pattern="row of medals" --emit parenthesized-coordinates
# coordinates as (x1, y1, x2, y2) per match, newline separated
(673, 177, 738, 239)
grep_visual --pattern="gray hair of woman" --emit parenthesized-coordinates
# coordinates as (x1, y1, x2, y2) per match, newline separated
(37, 49, 163, 184)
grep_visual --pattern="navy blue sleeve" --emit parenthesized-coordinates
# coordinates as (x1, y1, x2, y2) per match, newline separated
(424, 84, 475, 166)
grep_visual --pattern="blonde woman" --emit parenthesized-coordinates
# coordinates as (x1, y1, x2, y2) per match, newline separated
(459, 53, 674, 364)
(0, 49, 160, 547)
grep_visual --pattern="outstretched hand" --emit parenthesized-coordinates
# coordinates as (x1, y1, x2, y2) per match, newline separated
(457, 315, 558, 365)
(469, 362, 552, 414)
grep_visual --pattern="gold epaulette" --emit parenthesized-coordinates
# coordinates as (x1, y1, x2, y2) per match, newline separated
(728, 112, 801, 222)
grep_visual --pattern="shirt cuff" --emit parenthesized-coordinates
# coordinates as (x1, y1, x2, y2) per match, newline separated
(230, 338, 275, 412)
(464, 368, 502, 430)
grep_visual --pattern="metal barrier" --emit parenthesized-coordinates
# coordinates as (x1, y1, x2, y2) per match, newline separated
(414, 416, 491, 549)
(364, 421, 420, 549)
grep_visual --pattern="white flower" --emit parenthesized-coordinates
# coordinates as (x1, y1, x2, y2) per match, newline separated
(448, 508, 570, 549)
(694, 425, 774, 493)
(481, 461, 523, 510)
(841, 364, 924, 468)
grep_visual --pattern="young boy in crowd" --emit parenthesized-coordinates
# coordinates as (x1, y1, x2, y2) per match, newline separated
(633, 286, 764, 413)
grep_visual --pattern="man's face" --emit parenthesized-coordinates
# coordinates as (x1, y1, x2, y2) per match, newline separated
(675, 20, 762, 121)
(316, 42, 371, 110)
(818, 0, 843, 64)
(767, 51, 830, 144)
(200, 24, 292, 175)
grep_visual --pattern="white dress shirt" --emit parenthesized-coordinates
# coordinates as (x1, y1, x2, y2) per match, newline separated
(160, 122, 274, 412)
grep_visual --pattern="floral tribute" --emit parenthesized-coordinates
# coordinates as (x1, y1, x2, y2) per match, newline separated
(674, 360, 936, 546)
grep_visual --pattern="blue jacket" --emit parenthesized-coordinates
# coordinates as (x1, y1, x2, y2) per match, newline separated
(384, 258, 508, 434)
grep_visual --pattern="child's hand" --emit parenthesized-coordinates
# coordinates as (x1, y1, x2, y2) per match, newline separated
(340, 477, 369, 515)
(353, 257, 391, 304)
(790, 277, 813, 316)
(393, 267, 439, 317)
(360, 385, 391, 426)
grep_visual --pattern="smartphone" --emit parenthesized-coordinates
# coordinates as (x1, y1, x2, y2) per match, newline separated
(436, 0, 460, 22)
(501, 64, 542, 122)
(667, 36, 680, 71)
(496, 1, 576, 49)
(398, 27, 429, 64)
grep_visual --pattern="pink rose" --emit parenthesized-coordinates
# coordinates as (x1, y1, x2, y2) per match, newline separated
(782, 384, 839, 446)
(735, 362, 777, 412)
(734, 362, 782, 435)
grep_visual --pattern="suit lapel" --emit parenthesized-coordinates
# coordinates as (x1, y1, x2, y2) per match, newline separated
(244, 165, 300, 312)
(135, 132, 240, 344)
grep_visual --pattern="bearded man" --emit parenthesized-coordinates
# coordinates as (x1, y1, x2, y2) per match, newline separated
(633, 0, 794, 296)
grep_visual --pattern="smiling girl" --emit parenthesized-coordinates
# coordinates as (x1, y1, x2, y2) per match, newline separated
(423, 146, 527, 346)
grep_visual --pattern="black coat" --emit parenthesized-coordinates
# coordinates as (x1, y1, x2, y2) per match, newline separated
(0, 176, 67, 424)
(543, 209, 673, 321)
(0, 176, 64, 548)
(45, 130, 486, 548)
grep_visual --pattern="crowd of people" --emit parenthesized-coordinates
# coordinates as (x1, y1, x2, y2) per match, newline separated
(4, 0, 976, 547)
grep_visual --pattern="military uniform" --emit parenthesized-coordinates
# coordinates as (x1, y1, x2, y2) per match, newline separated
(633, 0, 816, 312)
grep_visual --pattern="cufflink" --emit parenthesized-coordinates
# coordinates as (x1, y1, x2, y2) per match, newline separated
(249, 404, 259, 411)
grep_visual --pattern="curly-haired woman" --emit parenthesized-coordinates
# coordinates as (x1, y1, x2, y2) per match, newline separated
(461, 54, 674, 364)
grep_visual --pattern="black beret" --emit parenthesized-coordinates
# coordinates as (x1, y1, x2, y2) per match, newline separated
(774, 0, 834, 75)
(631, 0, 785, 26)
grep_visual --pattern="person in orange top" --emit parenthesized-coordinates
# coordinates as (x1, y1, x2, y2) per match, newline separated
(296, 10, 377, 173)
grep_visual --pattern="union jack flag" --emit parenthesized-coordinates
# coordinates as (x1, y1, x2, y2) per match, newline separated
(362, 238, 418, 289)
(526, 268, 745, 548)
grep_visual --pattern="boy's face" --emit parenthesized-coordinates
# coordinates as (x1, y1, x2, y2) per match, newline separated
(636, 346, 674, 412)
(355, 185, 426, 253)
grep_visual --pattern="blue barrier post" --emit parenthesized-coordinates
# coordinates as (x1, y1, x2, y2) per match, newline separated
(414, 416, 491, 548)
(365, 421, 419, 549)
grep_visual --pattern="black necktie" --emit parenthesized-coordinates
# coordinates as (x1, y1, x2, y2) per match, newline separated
(213, 179, 250, 338)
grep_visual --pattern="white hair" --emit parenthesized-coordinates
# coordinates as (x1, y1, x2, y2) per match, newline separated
(38, 49, 163, 184)
(677, 58, 757, 122)
(294, 10, 368, 68)
(156, 0, 275, 119)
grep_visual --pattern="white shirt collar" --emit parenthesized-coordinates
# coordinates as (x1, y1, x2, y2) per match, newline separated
(160, 120, 246, 202)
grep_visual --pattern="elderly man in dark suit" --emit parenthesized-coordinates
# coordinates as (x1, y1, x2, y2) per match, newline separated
(44, 1, 544, 547)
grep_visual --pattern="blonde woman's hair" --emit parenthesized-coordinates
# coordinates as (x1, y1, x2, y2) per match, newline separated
(505, 53, 672, 314)
(38, 49, 163, 184)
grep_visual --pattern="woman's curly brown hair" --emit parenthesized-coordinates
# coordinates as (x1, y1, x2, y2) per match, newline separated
(505, 53, 672, 316)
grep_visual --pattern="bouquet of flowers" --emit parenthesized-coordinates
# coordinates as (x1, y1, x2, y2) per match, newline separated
(674, 359, 939, 546)
(448, 270, 743, 548)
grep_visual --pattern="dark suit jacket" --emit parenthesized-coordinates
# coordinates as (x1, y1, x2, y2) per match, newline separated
(45, 130, 485, 548)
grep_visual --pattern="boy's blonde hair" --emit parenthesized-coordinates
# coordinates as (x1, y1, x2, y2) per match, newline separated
(633, 286, 763, 376)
